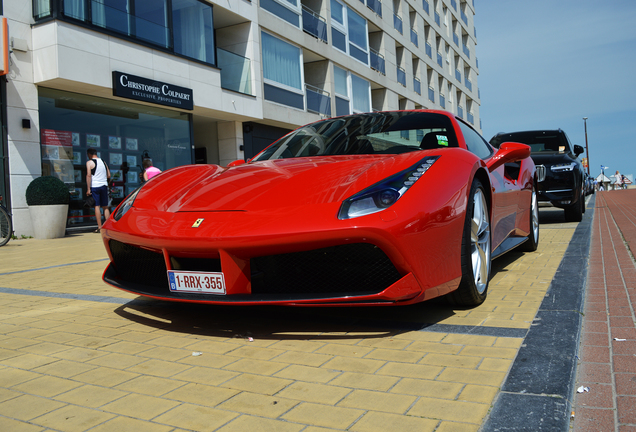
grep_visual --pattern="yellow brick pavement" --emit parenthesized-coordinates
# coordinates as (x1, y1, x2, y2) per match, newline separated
(0, 225, 573, 431)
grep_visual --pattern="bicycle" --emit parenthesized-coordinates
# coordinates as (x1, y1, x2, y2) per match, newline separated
(0, 195, 12, 247)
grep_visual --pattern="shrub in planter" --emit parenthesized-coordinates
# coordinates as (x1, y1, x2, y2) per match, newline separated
(26, 176, 70, 206)
(25, 176, 70, 239)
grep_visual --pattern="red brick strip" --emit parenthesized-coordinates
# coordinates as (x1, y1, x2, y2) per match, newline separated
(574, 190, 636, 431)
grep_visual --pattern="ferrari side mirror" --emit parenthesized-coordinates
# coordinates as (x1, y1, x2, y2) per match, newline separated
(227, 159, 246, 167)
(486, 142, 531, 172)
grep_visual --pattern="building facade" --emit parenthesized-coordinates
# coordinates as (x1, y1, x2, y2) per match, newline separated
(1, 0, 480, 236)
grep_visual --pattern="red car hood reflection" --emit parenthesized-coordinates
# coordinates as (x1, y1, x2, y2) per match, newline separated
(138, 154, 427, 213)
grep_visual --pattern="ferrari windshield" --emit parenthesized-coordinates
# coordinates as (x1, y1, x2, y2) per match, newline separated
(252, 111, 459, 161)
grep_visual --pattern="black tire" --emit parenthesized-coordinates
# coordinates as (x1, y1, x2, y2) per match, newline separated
(447, 178, 491, 307)
(564, 194, 583, 222)
(520, 185, 539, 252)
(0, 206, 11, 247)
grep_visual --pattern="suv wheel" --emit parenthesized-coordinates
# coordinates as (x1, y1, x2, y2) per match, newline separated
(564, 195, 583, 222)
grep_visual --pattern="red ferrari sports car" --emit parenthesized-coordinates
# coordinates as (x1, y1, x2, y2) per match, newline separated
(102, 110, 540, 307)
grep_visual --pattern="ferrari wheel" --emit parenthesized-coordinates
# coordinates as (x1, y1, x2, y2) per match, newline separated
(448, 178, 491, 306)
(520, 185, 539, 252)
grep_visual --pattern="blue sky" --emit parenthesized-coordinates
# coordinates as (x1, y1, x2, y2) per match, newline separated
(475, 1, 636, 179)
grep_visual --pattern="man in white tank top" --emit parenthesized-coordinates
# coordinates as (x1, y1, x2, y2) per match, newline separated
(86, 148, 111, 232)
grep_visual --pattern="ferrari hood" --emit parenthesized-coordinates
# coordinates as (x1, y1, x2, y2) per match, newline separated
(136, 154, 430, 213)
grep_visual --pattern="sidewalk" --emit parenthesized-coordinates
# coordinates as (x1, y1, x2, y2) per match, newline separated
(574, 189, 636, 431)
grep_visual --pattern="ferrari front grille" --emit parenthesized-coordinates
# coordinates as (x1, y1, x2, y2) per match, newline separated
(109, 240, 168, 289)
(250, 243, 402, 295)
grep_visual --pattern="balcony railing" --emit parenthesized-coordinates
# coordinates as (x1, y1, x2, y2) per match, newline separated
(370, 48, 386, 75)
(261, 0, 301, 27)
(217, 48, 253, 95)
(455, 69, 461, 82)
(302, 5, 327, 43)
(451, 0, 457, 11)
(466, 78, 472, 92)
(423, 0, 429, 14)
(463, 43, 470, 58)
(434, 12, 440, 26)
(397, 66, 406, 87)
(393, 13, 403, 34)
(461, 10, 468, 25)
(306, 84, 331, 116)
(410, 28, 418, 47)
(413, 77, 421, 95)
(453, 32, 459, 46)
(428, 86, 435, 103)
(458, 106, 464, 119)
(467, 112, 474, 125)
(437, 52, 443, 67)
(425, 42, 432, 58)
(440, 94, 445, 109)
(366, 0, 382, 17)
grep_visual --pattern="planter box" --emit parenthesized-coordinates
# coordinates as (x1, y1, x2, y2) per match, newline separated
(28, 204, 69, 239)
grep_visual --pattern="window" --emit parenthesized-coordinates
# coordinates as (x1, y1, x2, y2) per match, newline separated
(34, 0, 215, 65)
(334, 66, 370, 115)
(330, 0, 369, 64)
(457, 119, 493, 159)
(262, 32, 304, 109)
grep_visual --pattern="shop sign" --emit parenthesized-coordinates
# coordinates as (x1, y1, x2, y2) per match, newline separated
(112, 71, 193, 110)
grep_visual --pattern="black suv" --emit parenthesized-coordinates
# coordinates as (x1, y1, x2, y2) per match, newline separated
(490, 129, 586, 222)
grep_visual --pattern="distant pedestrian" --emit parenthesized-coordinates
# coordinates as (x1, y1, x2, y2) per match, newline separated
(142, 159, 161, 182)
(86, 148, 111, 233)
(615, 170, 623, 190)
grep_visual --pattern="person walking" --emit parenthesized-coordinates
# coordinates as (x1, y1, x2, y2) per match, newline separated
(142, 159, 161, 182)
(615, 170, 623, 190)
(86, 148, 111, 232)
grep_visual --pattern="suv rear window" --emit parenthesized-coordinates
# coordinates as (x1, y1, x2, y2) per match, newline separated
(490, 131, 570, 154)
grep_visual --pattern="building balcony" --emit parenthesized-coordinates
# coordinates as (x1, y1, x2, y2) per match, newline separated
(410, 29, 418, 47)
(461, 10, 468, 26)
(462, 43, 470, 58)
(393, 13, 403, 34)
(366, 0, 382, 17)
(440, 94, 446, 109)
(467, 112, 474, 125)
(451, 0, 457, 11)
(414, 77, 421, 95)
(455, 69, 461, 82)
(302, 5, 328, 43)
(453, 32, 459, 46)
(465, 78, 472, 92)
(425, 42, 432, 58)
(397, 66, 406, 87)
(218, 48, 253, 95)
(370, 48, 386, 75)
(261, 0, 301, 27)
(305, 84, 331, 116)
(458, 106, 464, 119)
(437, 52, 443, 67)
(428, 86, 434, 103)
(423, 0, 429, 14)
(434, 12, 440, 26)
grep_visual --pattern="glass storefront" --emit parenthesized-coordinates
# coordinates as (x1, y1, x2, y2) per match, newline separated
(38, 87, 193, 227)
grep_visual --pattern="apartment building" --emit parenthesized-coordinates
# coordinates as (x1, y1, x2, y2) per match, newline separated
(0, 0, 479, 235)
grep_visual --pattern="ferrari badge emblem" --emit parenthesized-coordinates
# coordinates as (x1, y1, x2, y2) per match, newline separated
(192, 218, 204, 228)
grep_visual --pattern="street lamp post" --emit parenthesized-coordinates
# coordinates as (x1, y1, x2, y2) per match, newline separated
(583, 117, 590, 175)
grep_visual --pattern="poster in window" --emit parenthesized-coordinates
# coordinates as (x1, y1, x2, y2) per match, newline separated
(74, 169, 82, 182)
(87, 134, 101, 148)
(127, 172, 138, 184)
(109, 136, 122, 149)
(126, 138, 138, 151)
(126, 155, 137, 167)
(110, 153, 123, 166)
(111, 170, 123, 182)
(72, 132, 80, 147)
(111, 186, 125, 199)
(68, 209, 83, 225)
(73, 151, 82, 164)
(42, 129, 72, 147)
(42, 145, 60, 160)
(72, 188, 83, 200)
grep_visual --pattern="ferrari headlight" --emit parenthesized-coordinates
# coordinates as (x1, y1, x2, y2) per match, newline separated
(550, 163, 576, 172)
(338, 156, 440, 219)
(113, 186, 143, 221)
